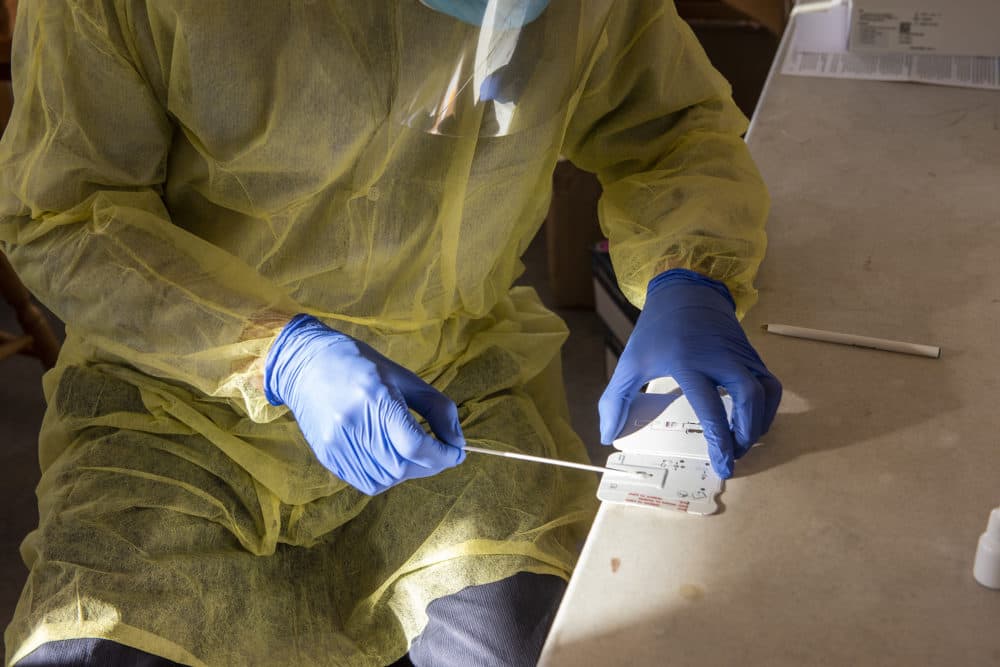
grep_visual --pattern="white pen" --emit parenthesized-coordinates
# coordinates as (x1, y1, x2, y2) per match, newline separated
(762, 323, 941, 359)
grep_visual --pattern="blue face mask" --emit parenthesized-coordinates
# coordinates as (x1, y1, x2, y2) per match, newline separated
(420, 0, 551, 27)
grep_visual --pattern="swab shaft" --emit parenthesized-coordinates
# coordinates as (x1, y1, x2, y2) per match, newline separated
(465, 446, 646, 479)
(763, 323, 940, 359)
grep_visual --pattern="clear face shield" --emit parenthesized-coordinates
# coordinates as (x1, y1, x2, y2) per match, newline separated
(396, 0, 577, 138)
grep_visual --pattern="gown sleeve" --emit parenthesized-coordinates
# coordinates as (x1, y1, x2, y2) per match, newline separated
(0, 0, 300, 421)
(562, 0, 770, 317)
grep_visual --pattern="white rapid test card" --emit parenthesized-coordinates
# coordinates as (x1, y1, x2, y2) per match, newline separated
(598, 389, 732, 516)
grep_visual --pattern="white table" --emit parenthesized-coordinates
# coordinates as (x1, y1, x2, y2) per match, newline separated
(540, 10, 1000, 667)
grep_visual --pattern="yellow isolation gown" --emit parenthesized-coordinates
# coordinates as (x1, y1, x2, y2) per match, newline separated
(0, 1, 768, 664)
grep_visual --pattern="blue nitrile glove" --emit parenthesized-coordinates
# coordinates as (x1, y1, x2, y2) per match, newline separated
(264, 314, 466, 495)
(599, 269, 782, 479)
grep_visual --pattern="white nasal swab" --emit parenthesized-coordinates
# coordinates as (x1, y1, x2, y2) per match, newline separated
(464, 446, 650, 479)
(762, 323, 941, 359)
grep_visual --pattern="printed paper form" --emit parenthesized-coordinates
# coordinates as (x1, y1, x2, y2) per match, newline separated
(781, 1, 1000, 90)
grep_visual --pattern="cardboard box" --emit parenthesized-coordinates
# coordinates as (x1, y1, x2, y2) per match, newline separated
(545, 161, 606, 308)
(848, 0, 1000, 58)
(730, 0, 790, 35)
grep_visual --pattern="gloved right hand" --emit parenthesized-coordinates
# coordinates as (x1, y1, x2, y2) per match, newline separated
(264, 314, 466, 495)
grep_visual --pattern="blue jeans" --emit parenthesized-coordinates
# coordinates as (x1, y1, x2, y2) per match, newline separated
(17, 572, 566, 667)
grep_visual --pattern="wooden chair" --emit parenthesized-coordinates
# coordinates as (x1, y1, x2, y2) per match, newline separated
(1, 252, 60, 369)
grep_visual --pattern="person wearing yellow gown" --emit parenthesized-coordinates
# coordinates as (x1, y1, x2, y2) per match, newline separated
(1, 1, 779, 665)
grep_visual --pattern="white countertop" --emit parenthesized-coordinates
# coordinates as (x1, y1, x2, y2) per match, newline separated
(540, 11, 1000, 666)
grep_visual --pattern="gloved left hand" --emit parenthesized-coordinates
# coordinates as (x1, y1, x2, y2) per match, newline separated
(264, 314, 466, 495)
(599, 269, 782, 479)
